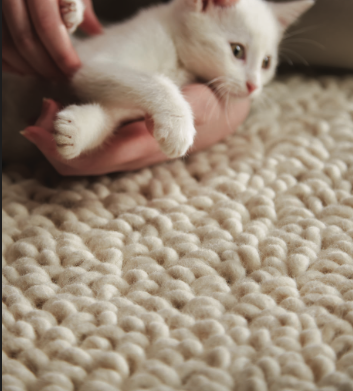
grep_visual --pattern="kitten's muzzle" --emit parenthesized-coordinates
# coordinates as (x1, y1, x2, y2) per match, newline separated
(246, 81, 258, 95)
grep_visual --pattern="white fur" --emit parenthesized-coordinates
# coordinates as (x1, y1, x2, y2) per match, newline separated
(55, 0, 314, 159)
(60, 0, 85, 34)
(55, 104, 112, 159)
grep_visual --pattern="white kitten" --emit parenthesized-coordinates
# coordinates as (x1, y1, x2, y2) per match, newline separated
(55, 0, 314, 160)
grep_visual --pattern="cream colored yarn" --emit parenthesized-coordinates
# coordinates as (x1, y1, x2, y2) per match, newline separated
(3, 75, 353, 391)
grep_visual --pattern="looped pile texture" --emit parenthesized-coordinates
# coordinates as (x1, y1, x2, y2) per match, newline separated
(3, 75, 353, 391)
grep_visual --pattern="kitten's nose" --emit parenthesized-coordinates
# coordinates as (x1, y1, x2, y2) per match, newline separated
(246, 82, 257, 94)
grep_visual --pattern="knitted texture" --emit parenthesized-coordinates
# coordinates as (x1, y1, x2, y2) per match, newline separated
(3, 76, 353, 391)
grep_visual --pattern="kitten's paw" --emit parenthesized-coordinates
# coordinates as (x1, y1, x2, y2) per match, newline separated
(154, 113, 196, 158)
(60, 0, 85, 33)
(54, 107, 83, 160)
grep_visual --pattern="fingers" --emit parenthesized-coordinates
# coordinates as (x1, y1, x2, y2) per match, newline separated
(27, 0, 81, 77)
(2, 18, 37, 75)
(2, 60, 20, 75)
(80, 0, 103, 35)
(21, 98, 60, 152)
(215, 0, 240, 5)
(3, 0, 64, 79)
(35, 98, 62, 130)
(21, 99, 59, 151)
(21, 98, 73, 173)
(22, 125, 58, 159)
(183, 84, 250, 152)
(23, 124, 76, 175)
(3, 0, 82, 79)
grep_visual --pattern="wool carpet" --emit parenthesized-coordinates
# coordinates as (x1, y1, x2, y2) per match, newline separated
(3, 75, 353, 391)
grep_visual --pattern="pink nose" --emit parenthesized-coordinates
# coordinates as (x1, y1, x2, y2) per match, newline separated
(246, 82, 257, 94)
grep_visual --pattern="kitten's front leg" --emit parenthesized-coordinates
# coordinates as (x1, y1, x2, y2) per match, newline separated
(73, 69, 196, 158)
(54, 104, 143, 159)
(54, 103, 113, 159)
(148, 76, 196, 158)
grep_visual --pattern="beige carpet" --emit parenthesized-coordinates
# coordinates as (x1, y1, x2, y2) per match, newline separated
(3, 75, 353, 391)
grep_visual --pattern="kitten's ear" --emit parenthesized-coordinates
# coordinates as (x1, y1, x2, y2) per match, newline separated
(268, 0, 315, 31)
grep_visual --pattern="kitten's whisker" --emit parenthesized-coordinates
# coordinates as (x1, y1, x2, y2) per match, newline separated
(205, 89, 220, 121)
(225, 90, 233, 133)
(207, 81, 228, 120)
(208, 78, 246, 126)
(279, 53, 294, 66)
(206, 76, 225, 88)
(216, 83, 229, 121)
(254, 94, 266, 111)
(214, 82, 227, 101)
(281, 48, 309, 66)
(206, 77, 227, 96)
(284, 38, 326, 50)
(212, 80, 228, 98)
(260, 91, 274, 109)
(254, 94, 263, 110)
(282, 24, 322, 40)
(230, 80, 244, 96)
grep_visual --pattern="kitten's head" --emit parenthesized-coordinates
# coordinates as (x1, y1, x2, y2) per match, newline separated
(174, 0, 314, 98)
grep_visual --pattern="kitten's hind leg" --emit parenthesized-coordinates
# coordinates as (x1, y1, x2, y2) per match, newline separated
(60, 0, 85, 33)
(54, 103, 114, 160)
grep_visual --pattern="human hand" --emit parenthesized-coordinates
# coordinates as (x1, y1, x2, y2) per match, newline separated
(215, 0, 241, 5)
(20, 85, 250, 176)
(2, 0, 102, 79)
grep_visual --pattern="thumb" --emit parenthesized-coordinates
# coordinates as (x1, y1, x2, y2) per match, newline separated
(20, 99, 61, 157)
(21, 126, 58, 156)
(80, 0, 103, 35)
(36, 98, 61, 131)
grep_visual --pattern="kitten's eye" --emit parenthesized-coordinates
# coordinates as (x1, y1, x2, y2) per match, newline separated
(231, 43, 245, 60)
(262, 56, 271, 69)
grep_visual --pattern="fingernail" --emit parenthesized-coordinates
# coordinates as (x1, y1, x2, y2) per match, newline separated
(20, 129, 36, 143)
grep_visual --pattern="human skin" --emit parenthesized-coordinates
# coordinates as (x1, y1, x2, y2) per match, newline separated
(6, 0, 249, 175)
(21, 86, 250, 176)
(2, 0, 102, 79)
